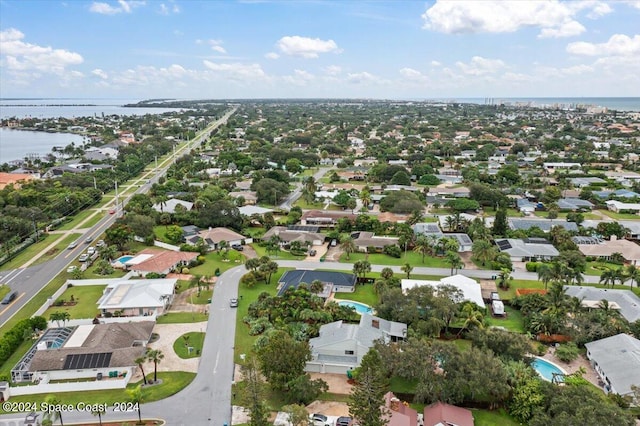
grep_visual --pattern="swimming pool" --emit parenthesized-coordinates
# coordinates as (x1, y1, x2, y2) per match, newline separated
(116, 255, 134, 264)
(532, 357, 566, 382)
(337, 300, 373, 315)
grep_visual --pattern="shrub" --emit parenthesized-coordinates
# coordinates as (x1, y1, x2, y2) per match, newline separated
(0, 317, 47, 365)
(526, 262, 541, 272)
(555, 342, 579, 363)
(383, 244, 402, 258)
(181, 267, 190, 274)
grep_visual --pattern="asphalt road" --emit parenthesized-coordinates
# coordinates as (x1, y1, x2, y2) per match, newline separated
(279, 167, 329, 211)
(0, 108, 236, 329)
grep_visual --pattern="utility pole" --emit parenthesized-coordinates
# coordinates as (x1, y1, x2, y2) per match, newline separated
(93, 176, 97, 190)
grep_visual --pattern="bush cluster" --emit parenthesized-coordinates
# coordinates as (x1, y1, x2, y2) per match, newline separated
(0, 316, 47, 365)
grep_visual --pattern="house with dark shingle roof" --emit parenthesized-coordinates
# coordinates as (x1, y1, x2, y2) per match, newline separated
(277, 270, 357, 296)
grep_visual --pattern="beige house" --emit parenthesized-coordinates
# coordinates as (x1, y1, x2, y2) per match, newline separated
(577, 237, 640, 265)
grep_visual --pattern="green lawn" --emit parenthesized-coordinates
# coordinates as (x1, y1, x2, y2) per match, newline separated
(0, 338, 33, 378)
(234, 268, 289, 362)
(452, 338, 473, 351)
(390, 376, 418, 394)
(250, 244, 307, 260)
(156, 312, 209, 324)
(533, 211, 600, 220)
(498, 278, 640, 300)
(58, 209, 103, 230)
(37, 233, 83, 265)
(43, 285, 105, 320)
(473, 408, 521, 426)
(0, 233, 58, 270)
(153, 225, 176, 244)
(0, 285, 10, 299)
(339, 251, 450, 268)
(333, 284, 379, 306)
(486, 306, 525, 333)
(600, 210, 640, 220)
(293, 199, 326, 209)
(189, 250, 245, 277)
(0, 371, 196, 414)
(173, 332, 205, 359)
(188, 289, 213, 304)
(585, 261, 624, 276)
(82, 262, 128, 279)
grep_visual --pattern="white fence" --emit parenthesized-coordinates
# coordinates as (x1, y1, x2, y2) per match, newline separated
(9, 377, 129, 396)
(154, 240, 180, 251)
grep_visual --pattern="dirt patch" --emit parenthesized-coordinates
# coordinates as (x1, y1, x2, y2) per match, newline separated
(310, 373, 353, 395)
(305, 400, 350, 417)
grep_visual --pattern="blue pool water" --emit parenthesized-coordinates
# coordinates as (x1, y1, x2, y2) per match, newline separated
(338, 300, 373, 314)
(532, 358, 565, 382)
(116, 255, 134, 263)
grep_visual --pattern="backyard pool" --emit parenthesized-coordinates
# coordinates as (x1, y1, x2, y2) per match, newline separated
(532, 357, 566, 382)
(116, 255, 134, 264)
(337, 300, 373, 315)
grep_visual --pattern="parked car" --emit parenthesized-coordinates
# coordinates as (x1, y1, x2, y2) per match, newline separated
(67, 241, 78, 250)
(1, 291, 18, 305)
(67, 265, 78, 273)
(85, 236, 94, 244)
(229, 298, 239, 308)
(78, 254, 89, 262)
(309, 249, 317, 256)
(336, 416, 352, 426)
(330, 239, 337, 247)
(87, 246, 96, 255)
(96, 239, 106, 248)
(310, 413, 329, 426)
(231, 244, 244, 251)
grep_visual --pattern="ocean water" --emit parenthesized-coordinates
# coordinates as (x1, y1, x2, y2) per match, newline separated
(0, 98, 184, 163)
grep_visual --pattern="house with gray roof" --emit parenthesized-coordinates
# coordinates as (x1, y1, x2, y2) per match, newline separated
(352, 232, 399, 252)
(570, 177, 606, 188)
(495, 238, 560, 262)
(277, 270, 357, 297)
(306, 314, 407, 374)
(152, 198, 194, 214)
(563, 286, 640, 323)
(585, 334, 640, 402)
(557, 198, 594, 211)
(262, 226, 325, 247)
(508, 218, 578, 233)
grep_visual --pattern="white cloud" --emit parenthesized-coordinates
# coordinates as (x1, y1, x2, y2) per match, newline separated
(265, 52, 279, 59)
(456, 56, 505, 75)
(202, 61, 267, 80)
(283, 69, 315, 86)
(198, 39, 227, 54)
(92, 68, 109, 79)
(399, 67, 429, 84)
(159, 1, 180, 15)
(276, 36, 342, 58)
(324, 65, 342, 76)
(346, 71, 378, 84)
(561, 64, 593, 75)
(430, 60, 442, 67)
(566, 34, 640, 56)
(621, 1, 640, 10)
(89, 0, 145, 15)
(0, 28, 83, 74)
(421, 0, 609, 38)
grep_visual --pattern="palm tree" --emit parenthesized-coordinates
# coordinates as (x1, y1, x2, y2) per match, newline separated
(456, 303, 484, 337)
(625, 264, 640, 288)
(359, 187, 372, 208)
(471, 239, 496, 267)
(91, 406, 106, 426)
(352, 260, 371, 282)
(536, 263, 554, 290)
(497, 268, 513, 290)
(445, 251, 464, 275)
(310, 280, 324, 294)
(599, 268, 617, 289)
(401, 263, 413, 279)
(126, 384, 144, 425)
(340, 236, 357, 260)
(135, 356, 148, 385)
(413, 235, 434, 264)
(44, 395, 64, 425)
(445, 215, 456, 232)
(99, 244, 118, 262)
(147, 349, 164, 383)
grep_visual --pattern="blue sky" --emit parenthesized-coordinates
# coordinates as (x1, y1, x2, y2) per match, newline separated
(1, 0, 639, 99)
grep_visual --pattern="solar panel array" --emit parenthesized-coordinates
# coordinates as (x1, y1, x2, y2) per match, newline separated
(63, 352, 112, 370)
(572, 236, 603, 245)
(496, 240, 512, 251)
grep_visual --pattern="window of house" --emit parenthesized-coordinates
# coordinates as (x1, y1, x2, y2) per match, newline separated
(345, 350, 354, 355)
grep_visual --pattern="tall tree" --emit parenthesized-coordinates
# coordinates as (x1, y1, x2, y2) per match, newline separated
(471, 239, 496, 267)
(401, 263, 413, 279)
(147, 349, 164, 383)
(353, 260, 372, 281)
(445, 251, 464, 275)
(256, 329, 311, 392)
(349, 349, 389, 426)
(126, 385, 144, 425)
(340, 236, 357, 260)
(491, 208, 508, 236)
(413, 235, 434, 264)
(43, 395, 64, 426)
(241, 354, 270, 426)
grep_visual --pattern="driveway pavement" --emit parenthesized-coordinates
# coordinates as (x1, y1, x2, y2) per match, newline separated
(146, 322, 208, 373)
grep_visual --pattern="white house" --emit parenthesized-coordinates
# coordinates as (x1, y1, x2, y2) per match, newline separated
(585, 334, 640, 402)
(152, 198, 194, 214)
(306, 314, 407, 374)
(605, 200, 640, 214)
(401, 275, 485, 308)
(97, 278, 176, 318)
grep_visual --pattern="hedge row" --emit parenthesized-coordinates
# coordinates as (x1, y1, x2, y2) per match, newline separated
(0, 316, 47, 365)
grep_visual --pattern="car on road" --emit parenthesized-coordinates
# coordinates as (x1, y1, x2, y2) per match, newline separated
(67, 241, 78, 250)
(24, 411, 39, 425)
(78, 254, 89, 262)
(231, 244, 244, 251)
(1, 291, 18, 304)
(309, 249, 317, 256)
(109, 209, 116, 214)
(229, 298, 239, 308)
(85, 236, 94, 244)
(310, 414, 330, 426)
(67, 265, 78, 273)
(336, 416, 352, 426)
